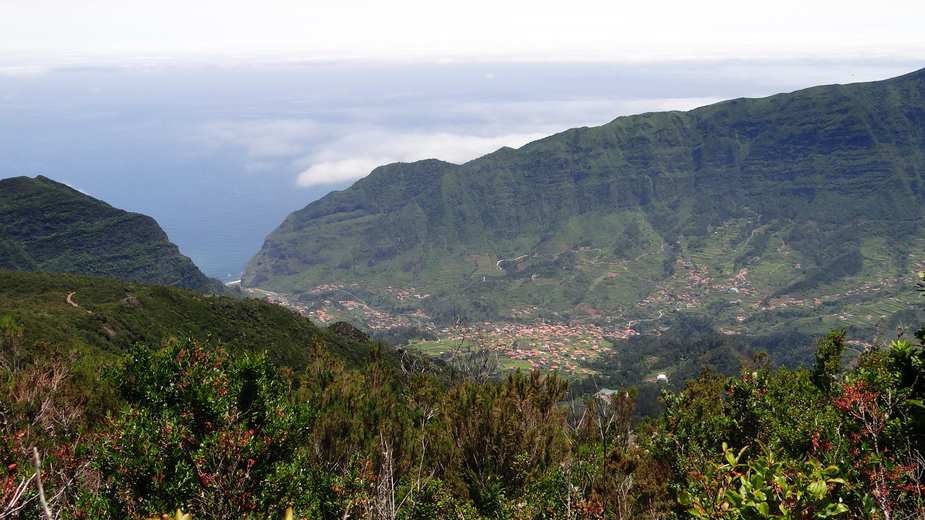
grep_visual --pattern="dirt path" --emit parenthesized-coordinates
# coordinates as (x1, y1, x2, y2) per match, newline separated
(497, 254, 529, 270)
(66, 292, 91, 313)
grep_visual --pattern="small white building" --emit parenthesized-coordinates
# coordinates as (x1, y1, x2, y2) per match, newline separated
(656, 373, 669, 383)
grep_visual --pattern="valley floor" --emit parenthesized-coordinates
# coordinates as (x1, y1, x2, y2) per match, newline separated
(245, 258, 924, 377)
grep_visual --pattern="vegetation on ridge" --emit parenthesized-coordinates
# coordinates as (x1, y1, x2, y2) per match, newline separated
(1, 275, 924, 518)
(0, 269, 433, 373)
(0, 175, 224, 294)
(3, 68, 925, 518)
(243, 68, 925, 344)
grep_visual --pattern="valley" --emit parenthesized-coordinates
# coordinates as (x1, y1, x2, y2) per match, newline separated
(4, 66, 925, 518)
(249, 215, 925, 377)
(242, 69, 925, 381)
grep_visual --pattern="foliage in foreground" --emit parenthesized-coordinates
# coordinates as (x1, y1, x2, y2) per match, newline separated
(1, 279, 925, 518)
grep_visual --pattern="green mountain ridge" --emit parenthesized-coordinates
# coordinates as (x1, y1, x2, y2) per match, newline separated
(243, 68, 925, 338)
(0, 175, 222, 293)
(0, 269, 426, 373)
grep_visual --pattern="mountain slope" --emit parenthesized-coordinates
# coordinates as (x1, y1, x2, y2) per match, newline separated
(0, 269, 431, 372)
(244, 68, 925, 335)
(0, 175, 221, 293)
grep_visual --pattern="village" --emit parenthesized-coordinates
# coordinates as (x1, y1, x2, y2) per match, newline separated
(241, 248, 925, 376)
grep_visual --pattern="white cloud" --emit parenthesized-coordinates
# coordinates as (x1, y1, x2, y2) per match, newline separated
(297, 158, 387, 187)
(178, 59, 924, 192)
(191, 119, 321, 160)
(189, 94, 650, 188)
(0, 65, 49, 78)
(289, 96, 729, 188)
(296, 131, 547, 187)
(192, 117, 550, 187)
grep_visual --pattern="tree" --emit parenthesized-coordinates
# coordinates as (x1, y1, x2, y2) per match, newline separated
(86, 339, 314, 518)
(441, 370, 570, 516)
(812, 330, 846, 394)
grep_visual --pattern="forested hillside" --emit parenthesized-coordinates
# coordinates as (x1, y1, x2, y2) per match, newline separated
(0, 175, 222, 293)
(0, 269, 430, 372)
(2, 273, 924, 519)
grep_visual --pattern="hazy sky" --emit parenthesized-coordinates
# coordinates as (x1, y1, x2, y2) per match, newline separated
(3, 1, 924, 63)
(1, 1, 923, 279)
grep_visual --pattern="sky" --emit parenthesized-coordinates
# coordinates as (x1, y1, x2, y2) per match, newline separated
(1, 1, 923, 280)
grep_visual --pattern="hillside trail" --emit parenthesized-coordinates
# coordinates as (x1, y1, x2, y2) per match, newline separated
(66, 292, 91, 313)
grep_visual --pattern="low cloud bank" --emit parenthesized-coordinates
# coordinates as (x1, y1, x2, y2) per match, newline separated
(295, 131, 548, 187)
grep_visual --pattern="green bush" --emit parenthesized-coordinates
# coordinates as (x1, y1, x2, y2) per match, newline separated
(85, 339, 314, 518)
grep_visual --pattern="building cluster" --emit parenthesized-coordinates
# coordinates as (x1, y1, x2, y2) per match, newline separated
(382, 285, 429, 301)
(637, 263, 756, 310)
(247, 250, 925, 376)
(429, 322, 640, 374)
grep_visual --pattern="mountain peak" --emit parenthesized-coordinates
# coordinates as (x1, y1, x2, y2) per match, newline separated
(0, 175, 220, 292)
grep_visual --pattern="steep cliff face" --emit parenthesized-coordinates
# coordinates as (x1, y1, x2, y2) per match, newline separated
(0, 175, 219, 292)
(243, 69, 925, 327)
